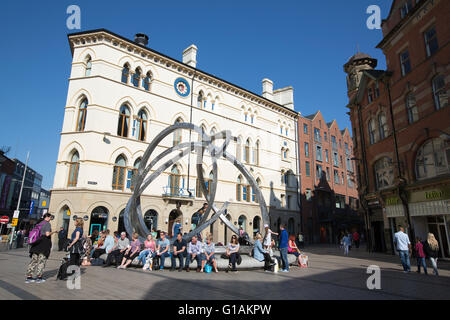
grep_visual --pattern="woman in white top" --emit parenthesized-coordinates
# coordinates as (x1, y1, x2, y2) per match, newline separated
(263, 224, 278, 253)
(226, 235, 240, 272)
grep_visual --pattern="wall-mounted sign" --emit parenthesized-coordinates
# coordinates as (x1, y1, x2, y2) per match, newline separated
(112, 217, 117, 222)
(174, 78, 190, 97)
(385, 197, 400, 206)
(410, 186, 450, 203)
(87, 181, 98, 185)
(83, 215, 89, 221)
(72, 215, 78, 221)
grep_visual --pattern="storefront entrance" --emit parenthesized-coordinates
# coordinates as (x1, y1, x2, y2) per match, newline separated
(427, 216, 450, 258)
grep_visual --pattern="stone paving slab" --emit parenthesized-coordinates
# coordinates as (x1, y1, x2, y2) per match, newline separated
(0, 246, 449, 300)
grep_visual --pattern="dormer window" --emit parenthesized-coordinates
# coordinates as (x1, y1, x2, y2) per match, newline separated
(400, 0, 412, 19)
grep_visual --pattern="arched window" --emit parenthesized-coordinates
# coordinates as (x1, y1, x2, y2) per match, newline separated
(143, 72, 152, 91)
(368, 119, 377, 144)
(374, 157, 394, 190)
(127, 158, 141, 190)
(76, 98, 88, 131)
(432, 75, 448, 110)
(378, 113, 388, 140)
(132, 68, 141, 87)
(236, 175, 243, 201)
(406, 93, 419, 124)
(89, 206, 109, 235)
(118, 209, 125, 234)
(169, 165, 181, 195)
(238, 215, 247, 232)
(121, 63, 130, 84)
(210, 127, 217, 136)
(416, 138, 450, 180)
(67, 151, 80, 187)
(85, 56, 92, 76)
(112, 155, 127, 190)
(196, 170, 212, 198)
(244, 139, 250, 163)
(117, 104, 131, 137)
(173, 118, 183, 146)
(253, 216, 261, 237)
(236, 138, 242, 161)
(197, 91, 203, 108)
(136, 109, 147, 141)
(144, 209, 158, 231)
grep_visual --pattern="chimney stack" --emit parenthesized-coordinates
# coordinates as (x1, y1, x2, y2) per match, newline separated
(262, 78, 273, 100)
(273, 86, 294, 110)
(134, 33, 149, 47)
(183, 44, 198, 68)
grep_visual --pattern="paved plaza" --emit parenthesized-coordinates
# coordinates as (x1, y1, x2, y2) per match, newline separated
(0, 244, 449, 300)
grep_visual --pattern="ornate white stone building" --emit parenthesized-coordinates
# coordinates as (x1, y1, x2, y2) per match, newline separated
(49, 29, 300, 244)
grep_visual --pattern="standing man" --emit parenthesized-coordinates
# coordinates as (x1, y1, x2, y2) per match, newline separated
(279, 224, 289, 273)
(394, 226, 412, 273)
(58, 227, 67, 251)
(352, 230, 360, 249)
(172, 219, 182, 240)
(170, 233, 187, 272)
(25, 213, 59, 283)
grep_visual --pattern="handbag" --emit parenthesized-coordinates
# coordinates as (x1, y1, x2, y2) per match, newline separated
(69, 240, 85, 255)
(204, 264, 212, 273)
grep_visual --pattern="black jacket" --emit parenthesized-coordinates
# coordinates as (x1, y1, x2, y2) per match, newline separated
(423, 241, 439, 258)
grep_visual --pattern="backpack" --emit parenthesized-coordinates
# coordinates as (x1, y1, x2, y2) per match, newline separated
(56, 258, 70, 280)
(28, 221, 46, 245)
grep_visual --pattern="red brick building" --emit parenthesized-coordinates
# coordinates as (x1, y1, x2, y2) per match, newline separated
(345, 0, 450, 255)
(297, 111, 361, 244)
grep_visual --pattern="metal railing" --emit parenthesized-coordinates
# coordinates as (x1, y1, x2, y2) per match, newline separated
(162, 186, 195, 198)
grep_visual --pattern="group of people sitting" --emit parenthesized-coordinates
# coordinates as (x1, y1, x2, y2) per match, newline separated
(68, 219, 303, 273)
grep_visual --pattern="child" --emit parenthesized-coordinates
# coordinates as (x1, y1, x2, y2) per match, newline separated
(415, 237, 427, 275)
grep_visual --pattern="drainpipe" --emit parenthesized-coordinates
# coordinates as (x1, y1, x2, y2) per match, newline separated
(384, 74, 415, 245)
(186, 70, 197, 197)
(356, 103, 372, 253)
(294, 115, 302, 233)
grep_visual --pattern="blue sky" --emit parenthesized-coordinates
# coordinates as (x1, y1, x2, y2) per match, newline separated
(0, 0, 392, 189)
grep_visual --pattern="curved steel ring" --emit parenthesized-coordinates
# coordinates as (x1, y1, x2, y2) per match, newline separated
(123, 122, 269, 244)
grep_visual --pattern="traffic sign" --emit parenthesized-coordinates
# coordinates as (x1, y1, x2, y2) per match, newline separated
(11, 218, 18, 227)
(29, 201, 35, 215)
(0, 216, 9, 224)
(13, 210, 20, 218)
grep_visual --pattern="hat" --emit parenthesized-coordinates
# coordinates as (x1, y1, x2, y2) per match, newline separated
(264, 224, 269, 228)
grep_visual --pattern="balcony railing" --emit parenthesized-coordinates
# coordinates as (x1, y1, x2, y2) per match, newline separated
(162, 186, 195, 199)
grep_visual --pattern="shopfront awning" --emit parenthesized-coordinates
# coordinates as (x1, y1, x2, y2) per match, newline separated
(409, 199, 450, 217)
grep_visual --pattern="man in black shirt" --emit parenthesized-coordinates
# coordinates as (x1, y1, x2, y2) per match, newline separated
(170, 233, 187, 272)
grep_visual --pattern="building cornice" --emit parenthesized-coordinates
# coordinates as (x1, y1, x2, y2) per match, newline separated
(67, 29, 299, 119)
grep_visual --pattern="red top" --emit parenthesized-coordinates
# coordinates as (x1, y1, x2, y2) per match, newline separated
(415, 242, 425, 258)
(352, 232, 359, 241)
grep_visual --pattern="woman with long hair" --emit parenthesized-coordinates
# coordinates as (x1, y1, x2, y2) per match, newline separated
(226, 234, 240, 272)
(423, 233, 439, 276)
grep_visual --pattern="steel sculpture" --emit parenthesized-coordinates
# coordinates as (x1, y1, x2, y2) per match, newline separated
(123, 122, 269, 244)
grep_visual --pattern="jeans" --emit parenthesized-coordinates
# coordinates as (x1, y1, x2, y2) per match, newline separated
(399, 250, 411, 272)
(429, 257, 439, 275)
(156, 252, 170, 268)
(171, 252, 185, 269)
(229, 252, 238, 270)
(416, 257, 427, 274)
(185, 253, 202, 269)
(105, 249, 125, 266)
(280, 247, 289, 271)
(138, 250, 153, 265)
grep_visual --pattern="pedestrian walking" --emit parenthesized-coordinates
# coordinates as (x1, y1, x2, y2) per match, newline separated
(394, 226, 411, 273)
(25, 213, 59, 283)
(414, 237, 427, 275)
(343, 234, 351, 256)
(352, 230, 360, 248)
(423, 233, 439, 276)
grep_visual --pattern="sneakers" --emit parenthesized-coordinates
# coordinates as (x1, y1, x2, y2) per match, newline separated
(280, 269, 289, 273)
(159, 266, 164, 270)
(25, 277, 35, 284)
(35, 278, 46, 283)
